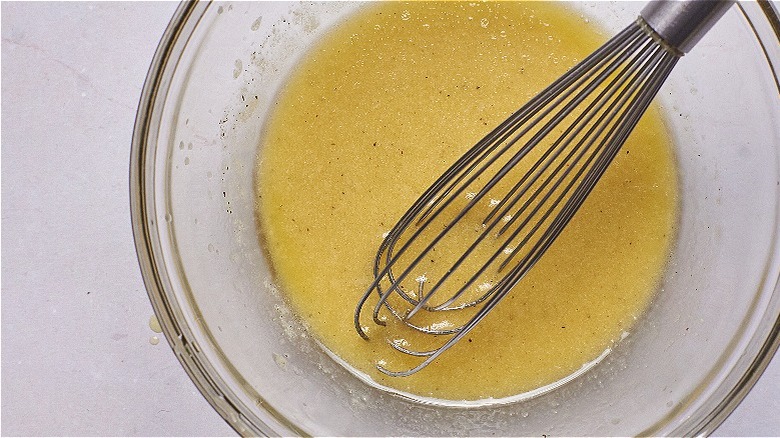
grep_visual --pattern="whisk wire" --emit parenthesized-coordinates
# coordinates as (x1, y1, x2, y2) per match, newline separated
(399, 26, 663, 318)
(495, 38, 674, 270)
(354, 25, 648, 327)
(419, 25, 649, 228)
(369, 24, 654, 323)
(355, 11, 695, 376)
(414, 24, 647, 226)
(486, 34, 662, 234)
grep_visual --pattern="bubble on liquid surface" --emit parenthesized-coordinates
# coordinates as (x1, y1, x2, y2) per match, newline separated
(478, 282, 493, 292)
(430, 320, 455, 331)
(393, 338, 410, 347)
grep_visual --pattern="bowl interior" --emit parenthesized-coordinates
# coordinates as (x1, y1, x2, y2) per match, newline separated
(134, 1, 780, 435)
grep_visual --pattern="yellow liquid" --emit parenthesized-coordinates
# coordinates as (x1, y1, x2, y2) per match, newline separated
(256, 1, 678, 401)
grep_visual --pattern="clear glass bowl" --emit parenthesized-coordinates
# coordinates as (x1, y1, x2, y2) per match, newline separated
(131, 1, 780, 435)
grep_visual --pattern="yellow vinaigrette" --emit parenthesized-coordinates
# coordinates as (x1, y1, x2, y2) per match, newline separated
(256, 1, 678, 401)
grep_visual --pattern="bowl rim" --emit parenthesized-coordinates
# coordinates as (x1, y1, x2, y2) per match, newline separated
(130, 1, 780, 436)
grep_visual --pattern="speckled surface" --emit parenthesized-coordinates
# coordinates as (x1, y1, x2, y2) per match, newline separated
(1, 2, 777, 436)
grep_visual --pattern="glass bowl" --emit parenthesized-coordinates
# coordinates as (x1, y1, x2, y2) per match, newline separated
(131, 1, 780, 435)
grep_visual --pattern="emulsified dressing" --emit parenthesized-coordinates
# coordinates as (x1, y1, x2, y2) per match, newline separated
(256, 1, 678, 402)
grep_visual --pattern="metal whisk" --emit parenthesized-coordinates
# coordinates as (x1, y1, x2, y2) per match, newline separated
(355, 0, 733, 377)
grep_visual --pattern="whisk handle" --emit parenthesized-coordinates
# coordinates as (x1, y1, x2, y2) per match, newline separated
(640, 0, 734, 54)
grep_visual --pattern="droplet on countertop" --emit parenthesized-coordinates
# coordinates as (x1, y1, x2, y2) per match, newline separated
(272, 352, 288, 370)
(150, 336, 160, 345)
(251, 17, 262, 31)
(149, 315, 162, 333)
(233, 59, 243, 79)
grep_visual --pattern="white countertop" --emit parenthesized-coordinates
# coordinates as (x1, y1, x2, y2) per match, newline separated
(1, 2, 778, 436)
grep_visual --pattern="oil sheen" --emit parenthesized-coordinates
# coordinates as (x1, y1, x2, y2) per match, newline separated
(256, 2, 678, 402)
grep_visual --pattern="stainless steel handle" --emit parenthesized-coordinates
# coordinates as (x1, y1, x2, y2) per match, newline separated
(640, 0, 734, 53)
